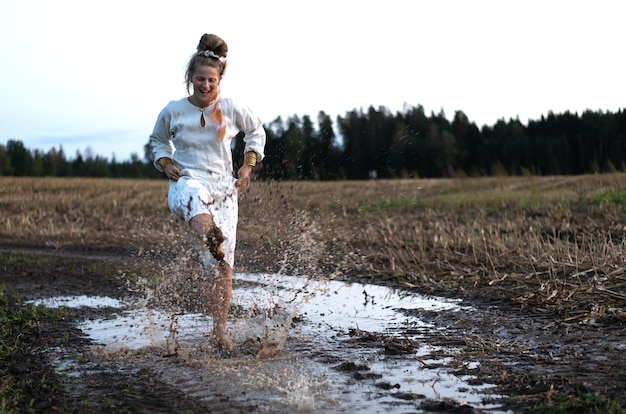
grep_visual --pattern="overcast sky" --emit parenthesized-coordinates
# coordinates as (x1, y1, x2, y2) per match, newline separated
(1, 0, 624, 161)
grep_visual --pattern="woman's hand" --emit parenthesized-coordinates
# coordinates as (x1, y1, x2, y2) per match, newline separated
(163, 163, 182, 182)
(236, 164, 253, 191)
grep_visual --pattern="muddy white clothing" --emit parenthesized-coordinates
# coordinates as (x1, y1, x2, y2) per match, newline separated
(149, 97, 266, 268)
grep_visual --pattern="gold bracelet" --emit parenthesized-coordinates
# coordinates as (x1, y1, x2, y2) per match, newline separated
(157, 157, 173, 169)
(244, 151, 257, 167)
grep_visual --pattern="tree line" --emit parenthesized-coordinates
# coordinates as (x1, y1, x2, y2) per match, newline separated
(2, 105, 625, 179)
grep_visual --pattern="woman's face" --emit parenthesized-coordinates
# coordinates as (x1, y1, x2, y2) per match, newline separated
(191, 65, 221, 106)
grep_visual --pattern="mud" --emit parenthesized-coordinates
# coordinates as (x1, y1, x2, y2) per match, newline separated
(2, 247, 626, 413)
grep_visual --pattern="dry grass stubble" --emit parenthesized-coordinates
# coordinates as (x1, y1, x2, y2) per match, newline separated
(240, 175, 626, 324)
(2, 175, 626, 323)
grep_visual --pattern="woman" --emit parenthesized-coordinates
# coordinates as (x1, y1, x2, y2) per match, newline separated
(150, 33, 266, 352)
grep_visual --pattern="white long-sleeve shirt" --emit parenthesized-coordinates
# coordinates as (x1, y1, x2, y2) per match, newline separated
(150, 97, 266, 176)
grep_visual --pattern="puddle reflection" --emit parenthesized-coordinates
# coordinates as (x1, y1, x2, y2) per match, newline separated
(31, 273, 509, 413)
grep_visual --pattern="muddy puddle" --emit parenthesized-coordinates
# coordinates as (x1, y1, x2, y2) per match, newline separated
(31, 273, 510, 413)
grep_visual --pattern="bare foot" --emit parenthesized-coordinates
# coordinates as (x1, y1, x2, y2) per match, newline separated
(210, 334, 234, 354)
(205, 226, 225, 260)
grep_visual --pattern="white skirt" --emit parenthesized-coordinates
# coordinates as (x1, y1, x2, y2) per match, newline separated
(167, 169, 238, 268)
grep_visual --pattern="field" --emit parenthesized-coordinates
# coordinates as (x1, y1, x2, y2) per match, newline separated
(1, 175, 625, 412)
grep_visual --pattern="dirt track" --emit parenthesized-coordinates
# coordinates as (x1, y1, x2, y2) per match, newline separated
(2, 176, 626, 412)
(2, 246, 625, 413)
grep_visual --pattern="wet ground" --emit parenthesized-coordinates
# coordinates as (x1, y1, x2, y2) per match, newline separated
(3, 247, 626, 413)
(29, 272, 508, 413)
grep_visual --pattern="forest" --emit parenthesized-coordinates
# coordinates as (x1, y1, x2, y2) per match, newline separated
(1, 104, 625, 179)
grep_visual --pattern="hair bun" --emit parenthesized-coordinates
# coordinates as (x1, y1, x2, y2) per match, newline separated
(197, 33, 228, 58)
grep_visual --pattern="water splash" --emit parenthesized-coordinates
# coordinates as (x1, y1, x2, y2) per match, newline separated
(34, 273, 508, 412)
(29, 205, 508, 411)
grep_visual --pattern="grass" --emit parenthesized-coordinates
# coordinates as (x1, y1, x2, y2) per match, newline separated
(0, 286, 67, 413)
(536, 392, 624, 414)
(2, 174, 626, 312)
(242, 176, 626, 309)
(591, 190, 626, 207)
(1, 174, 626, 412)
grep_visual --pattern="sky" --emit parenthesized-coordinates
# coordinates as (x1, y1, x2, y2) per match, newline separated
(1, 0, 624, 161)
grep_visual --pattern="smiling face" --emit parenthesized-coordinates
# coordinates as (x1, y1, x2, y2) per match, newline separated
(190, 65, 222, 107)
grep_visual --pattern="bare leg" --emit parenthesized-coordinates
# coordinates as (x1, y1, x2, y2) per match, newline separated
(208, 261, 233, 351)
(189, 214, 225, 260)
(189, 214, 233, 351)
